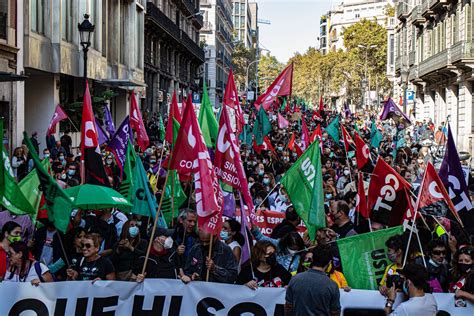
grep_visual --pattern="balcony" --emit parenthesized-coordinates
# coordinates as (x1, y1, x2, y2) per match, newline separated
(421, 1, 434, 18)
(411, 5, 425, 26)
(429, 0, 449, 11)
(397, 2, 409, 21)
(180, 30, 205, 62)
(418, 49, 448, 77)
(181, 0, 196, 16)
(194, 14, 204, 28)
(451, 41, 474, 65)
(146, 2, 180, 42)
(395, 55, 403, 72)
(216, 0, 233, 26)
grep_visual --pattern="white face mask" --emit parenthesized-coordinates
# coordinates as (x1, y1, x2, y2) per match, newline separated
(164, 237, 173, 249)
(343, 170, 350, 176)
(287, 248, 297, 255)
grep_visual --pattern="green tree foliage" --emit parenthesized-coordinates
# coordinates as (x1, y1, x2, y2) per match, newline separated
(258, 53, 284, 93)
(231, 42, 256, 92)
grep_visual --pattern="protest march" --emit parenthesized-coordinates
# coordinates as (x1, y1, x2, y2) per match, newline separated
(1, 64, 474, 316)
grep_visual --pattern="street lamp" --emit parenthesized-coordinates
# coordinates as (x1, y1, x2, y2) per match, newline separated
(78, 14, 95, 84)
(357, 44, 378, 110)
(400, 67, 409, 114)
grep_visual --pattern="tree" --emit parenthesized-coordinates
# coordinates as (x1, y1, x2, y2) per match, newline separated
(258, 53, 284, 93)
(231, 43, 256, 93)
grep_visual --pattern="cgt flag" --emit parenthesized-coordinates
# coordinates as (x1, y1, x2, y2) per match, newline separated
(254, 63, 293, 111)
(223, 69, 245, 133)
(130, 92, 149, 152)
(46, 104, 68, 136)
(341, 124, 355, 152)
(354, 132, 371, 169)
(380, 98, 411, 129)
(300, 119, 310, 151)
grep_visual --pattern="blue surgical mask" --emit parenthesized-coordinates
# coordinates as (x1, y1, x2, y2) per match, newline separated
(150, 159, 156, 164)
(68, 169, 76, 176)
(263, 178, 270, 185)
(325, 193, 332, 200)
(128, 226, 139, 238)
(258, 169, 265, 176)
(59, 156, 65, 161)
(220, 231, 230, 241)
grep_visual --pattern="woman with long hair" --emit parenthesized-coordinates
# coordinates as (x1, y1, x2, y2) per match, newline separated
(450, 246, 474, 302)
(0, 221, 22, 281)
(220, 219, 245, 269)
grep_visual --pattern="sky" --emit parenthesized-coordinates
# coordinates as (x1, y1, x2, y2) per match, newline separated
(257, 0, 333, 63)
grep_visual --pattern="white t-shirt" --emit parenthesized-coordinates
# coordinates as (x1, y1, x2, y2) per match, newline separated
(390, 294, 437, 316)
(4, 262, 49, 283)
(228, 241, 242, 272)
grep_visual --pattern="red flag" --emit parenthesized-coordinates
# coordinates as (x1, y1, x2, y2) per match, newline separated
(356, 173, 369, 218)
(165, 92, 182, 144)
(223, 69, 244, 133)
(300, 119, 310, 151)
(214, 105, 254, 212)
(310, 124, 322, 143)
(46, 105, 68, 136)
(415, 162, 463, 224)
(319, 96, 324, 114)
(130, 92, 149, 151)
(277, 113, 289, 129)
(312, 110, 321, 121)
(169, 96, 223, 233)
(288, 132, 296, 151)
(341, 124, 355, 152)
(255, 63, 293, 111)
(253, 136, 275, 154)
(354, 132, 370, 169)
(367, 158, 411, 226)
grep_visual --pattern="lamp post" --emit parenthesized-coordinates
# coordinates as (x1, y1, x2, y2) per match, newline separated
(357, 44, 378, 110)
(400, 67, 409, 114)
(361, 78, 367, 110)
(78, 14, 95, 85)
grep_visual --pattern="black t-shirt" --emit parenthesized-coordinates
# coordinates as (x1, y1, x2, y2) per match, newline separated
(237, 263, 292, 288)
(331, 221, 356, 239)
(75, 256, 115, 281)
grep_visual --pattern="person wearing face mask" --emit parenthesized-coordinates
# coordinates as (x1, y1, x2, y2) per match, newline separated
(112, 220, 148, 281)
(415, 239, 449, 293)
(270, 188, 291, 213)
(237, 240, 291, 289)
(384, 263, 437, 315)
(134, 234, 178, 282)
(0, 221, 23, 281)
(51, 141, 67, 161)
(65, 163, 80, 187)
(220, 219, 244, 271)
(450, 246, 474, 302)
(182, 230, 238, 284)
(379, 235, 404, 296)
(336, 168, 351, 191)
(329, 201, 357, 239)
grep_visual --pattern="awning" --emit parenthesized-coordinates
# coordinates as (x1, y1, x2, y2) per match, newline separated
(0, 71, 28, 82)
(98, 79, 147, 88)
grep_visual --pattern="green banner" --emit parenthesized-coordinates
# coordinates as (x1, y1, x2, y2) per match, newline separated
(337, 226, 403, 290)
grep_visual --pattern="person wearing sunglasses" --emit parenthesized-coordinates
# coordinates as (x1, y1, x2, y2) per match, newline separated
(417, 239, 449, 293)
(66, 234, 115, 282)
(450, 246, 474, 302)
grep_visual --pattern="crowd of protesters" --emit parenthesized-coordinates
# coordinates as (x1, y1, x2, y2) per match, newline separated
(0, 99, 474, 316)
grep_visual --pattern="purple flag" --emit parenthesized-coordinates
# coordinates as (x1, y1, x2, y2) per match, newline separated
(439, 125, 473, 220)
(106, 116, 132, 171)
(344, 102, 352, 119)
(379, 98, 411, 129)
(238, 192, 251, 265)
(223, 190, 236, 218)
(95, 118, 109, 145)
(103, 105, 116, 136)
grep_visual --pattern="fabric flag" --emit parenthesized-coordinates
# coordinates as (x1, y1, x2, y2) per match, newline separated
(0, 148, 36, 216)
(280, 97, 287, 112)
(341, 124, 355, 152)
(95, 118, 109, 146)
(107, 116, 133, 172)
(24, 132, 74, 233)
(253, 136, 275, 155)
(370, 120, 383, 149)
(356, 173, 369, 218)
(130, 92, 149, 152)
(337, 226, 403, 290)
(344, 103, 352, 119)
(239, 124, 252, 146)
(158, 115, 166, 142)
(310, 124, 323, 144)
(255, 63, 293, 111)
(118, 141, 136, 201)
(318, 96, 324, 114)
(223, 69, 244, 133)
(325, 116, 340, 143)
(354, 132, 370, 169)
(214, 105, 255, 212)
(416, 162, 462, 224)
(438, 125, 474, 229)
(367, 158, 412, 226)
(169, 96, 223, 234)
(103, 104, 115, 136)
(300, 119, 310, 151)
(80, 81, 110, 187)
(287, 132, 303, 157)
(281, 140, 325, 240)
(222, 190, 236, 218)
(252, 106, 271, 146)
(166, 92, 182, 145)
(198, 81, 218, 148)
(46, 104, 68, 136)
(380, 98, 411, 129)
(239, 192, 251, 264)
(277, 113, 289, 129)
(160, 170, 187, 225)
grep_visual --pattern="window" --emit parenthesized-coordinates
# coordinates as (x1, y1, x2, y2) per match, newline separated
(466, 4, 472, 42)
(389, 34, 394, 66)
(61, 0, 73, 42)
(453, 6, 459, 43)
(355, 13, 360, 19)
(120, 0, 126, 64)
(0, 1, 7, 40)
(136, 6, 143, 68)
(31, 0, 45, 34)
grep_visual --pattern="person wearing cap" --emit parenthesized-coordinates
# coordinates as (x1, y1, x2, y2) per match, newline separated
(384, 263, 437, 315)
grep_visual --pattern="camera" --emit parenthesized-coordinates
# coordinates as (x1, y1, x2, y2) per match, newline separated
(386, 274, 404, 290)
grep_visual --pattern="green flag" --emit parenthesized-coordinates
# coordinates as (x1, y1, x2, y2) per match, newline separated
(23, 132, 74, 233)
(337, 226, 403, 290)
(280, 97, 287, 112)
(198, 82, 218, 148)
(158, 115, 166, 142)
(281, 140, 325, 240)
(325, 115, 340, 143)
(160, 170, 187, 225)
(253, 106, 271, 145)
(239, 124, 252, 146)
(370, 120, 383, 149)
(119, 141, 136, 201)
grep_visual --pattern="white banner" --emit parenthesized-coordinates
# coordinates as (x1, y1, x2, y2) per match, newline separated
(0, 280, 473, 315)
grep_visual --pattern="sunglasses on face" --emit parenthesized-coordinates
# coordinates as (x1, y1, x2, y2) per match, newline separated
(432, 250, 446, 256)
(459, 247, 473, 255)
(81, 243, 93, 249)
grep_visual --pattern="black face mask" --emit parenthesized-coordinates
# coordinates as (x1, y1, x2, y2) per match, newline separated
(458, 263, 472, 274)
(265, 253, 277, 266)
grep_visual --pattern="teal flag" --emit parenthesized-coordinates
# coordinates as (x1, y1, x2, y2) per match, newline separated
(337, 226, 403, 290)
(198, 81, 218, 148)
(239, 124, 253, 146)
(253, 106, 271, 145)
(370, 120, 383, 149)
(160, 170, 187, 225)
(325, 115, 340, 143)
(158, 115, 165, 142)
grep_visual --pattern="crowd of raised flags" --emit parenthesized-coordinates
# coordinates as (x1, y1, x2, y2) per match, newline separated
(0, 63, 474, 314)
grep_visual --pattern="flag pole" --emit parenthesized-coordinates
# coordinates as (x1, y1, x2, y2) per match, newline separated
(252, 183, 280, 212)
(170, 170, 176, 227)
(141, 169, 171, 275)
(206, 234, 214, 282)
